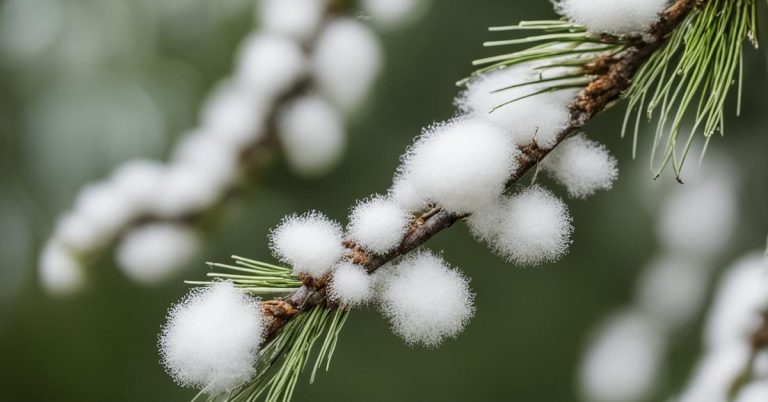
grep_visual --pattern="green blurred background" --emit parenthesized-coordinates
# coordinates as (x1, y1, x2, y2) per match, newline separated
(0, 0, 766, 401)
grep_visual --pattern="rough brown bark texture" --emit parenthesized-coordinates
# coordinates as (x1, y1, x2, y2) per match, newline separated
(260, 0, 702, 341)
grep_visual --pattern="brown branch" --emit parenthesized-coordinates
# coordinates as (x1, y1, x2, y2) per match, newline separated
(262, 0, 702, 340)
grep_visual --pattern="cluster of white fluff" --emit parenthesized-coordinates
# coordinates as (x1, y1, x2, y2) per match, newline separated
(579, 159, 740, 402)
(116, 224, 200, 285)
(555, 0, 670, 36)
(675, 253, 768, 402)
(38, 240, 86, 295)
(377, 252, 474, 347)
(329, 262, 373, 306)
(160, 281, 265, 394)
(360, 0, 428, 29)
(541, 134, 618, 199)
(270, 211, 346, 277)
(40, 0, 401, 292)
(347, 196, 410, 254)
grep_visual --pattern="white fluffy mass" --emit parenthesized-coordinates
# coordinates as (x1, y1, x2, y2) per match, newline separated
(555, 0, 669, 35)
(493, 186, 573, 265)
(579, 310, 666, 402)
(269, 211, 345, 277)
(378, 252, 474, 347)
(541, 133, 618, 199)
(235, 33, 306, 100)
(403, 118, 519, 214)
(361, 0, 426, 29)
(150, 162, 230, 218)
(116, 223, 200, 285)
(38, 241, 85, 295)
(388, 171, 426, 212)
(276, 94, 345, 176)
(347, 196, 410, 254)
(704, 253, 768, 349)
(676, 344, 751, 402)
(259, 0, 324, 41)
(457, 64, 578, 149)
(70, 182, 137, 240)
(312, 18, 383, 113)
(160, 282, 265, 394)
(329, 262, 373, 306)
(656, 177, 738, 258)
(200, 82, 268, 150)
(735, 382, 768, 402)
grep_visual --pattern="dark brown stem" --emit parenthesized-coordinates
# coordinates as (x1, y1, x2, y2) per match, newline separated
(262, 0, 701, 340)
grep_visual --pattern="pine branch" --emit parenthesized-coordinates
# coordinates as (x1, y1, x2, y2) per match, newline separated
(260, 0, 702, 341)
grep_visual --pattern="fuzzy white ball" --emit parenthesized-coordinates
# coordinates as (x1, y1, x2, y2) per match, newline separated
(555, 0, 669, 35)
(360, 0, 427, 29)
(269, 211, 345, 277)
(388, 172, 426, 213)
(541, 133, 618, 199)
(276, 94, 345, 176)
(116, 223, 200, 285)
(329, 262, 373, 306)
(493, 186, 573, 265)
(200, 82, 268, 149)
(38, 240, 85, 295)
(160, 282, 265, 394)
(403, 118, 519, 214)
(378, 252, 474, 347)
(457, 64, 578, 149)
(347, 196, 410, 254)
(71, 182, 136, 240)
(235, 33, 306, 100)
(151, 163, 230, 218)
(258, 0, 325, 41)
(312, 18, 383, 113)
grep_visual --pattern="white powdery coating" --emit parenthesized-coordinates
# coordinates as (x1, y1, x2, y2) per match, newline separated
(555, 0, 669, 35)
(329, 262, 373, 306)
(657, 177, 738, 258)
(676, 344, 751, 402)
(704, 253, 768, 349)
(259, 0, 325, 41)
(347, 196, 410, 254)
(235, 33, 306, 100)
(160, 282, 265, 394)
(378, 252, 474, 347)
(200, 82, 268, 150)
(312, 18, 383, 113)
(276, 94, 345, 176)
(456, 64, 578, 149)
(116, 223, 200, 285)
(634, 254, 710, 329)
(269, 211, 345, 277)
(579, 310, 666, 402)
(360, 0, 426, 29)
(403, 118, 519, 214)
(541, 133, 618, 199)
(38, 241, 85, 295)
(736, 382, 768, 402)
(493, 186, 573, 266)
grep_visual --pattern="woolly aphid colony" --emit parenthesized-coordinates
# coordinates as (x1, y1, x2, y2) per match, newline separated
(39, 0, 396, 295)
(158, 0, 640, 395)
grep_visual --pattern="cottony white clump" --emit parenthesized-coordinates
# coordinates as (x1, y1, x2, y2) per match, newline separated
(360, 0, 426, 29)
(235, 33, 306, 100)
(151, 163, 230, 218)
(116, 223, 200, 285)
(657, 178, 738, 258)
(347, 196, 410, 254)
(329, 262, 373, 306)
(579, 310, 666, 402)
(465, 198, 504, 244)
(110, 159, 167, 210)
(200, 83, 268, 150)
(493, 186, 572, 265)
(276, 94, 345, 176)
(555, 0, 669, 36)
(38, 241, 85, 295)
(676, 344, 751, 402)
(378, 252, 474, 347)
(312, 18, 383, 113)
(634, 255, 709, 329)
(736, 382, 768, 402)
(403, 118, 519, 214)
(269, 211, 345, 277)
(54, 213, 105, 252)
(457, 64, 578, 149)
(71, 182, 136, 239)
(160, 282, 265, 394)
(259, 0, 324, 41)
(704, 253, 768, 349)
(541, 133, 618, 199)
(388, 172, 425, 212)
(172, 132, 240, 188)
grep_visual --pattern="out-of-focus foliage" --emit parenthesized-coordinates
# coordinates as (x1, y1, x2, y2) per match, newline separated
(0, 1, 766, 401)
